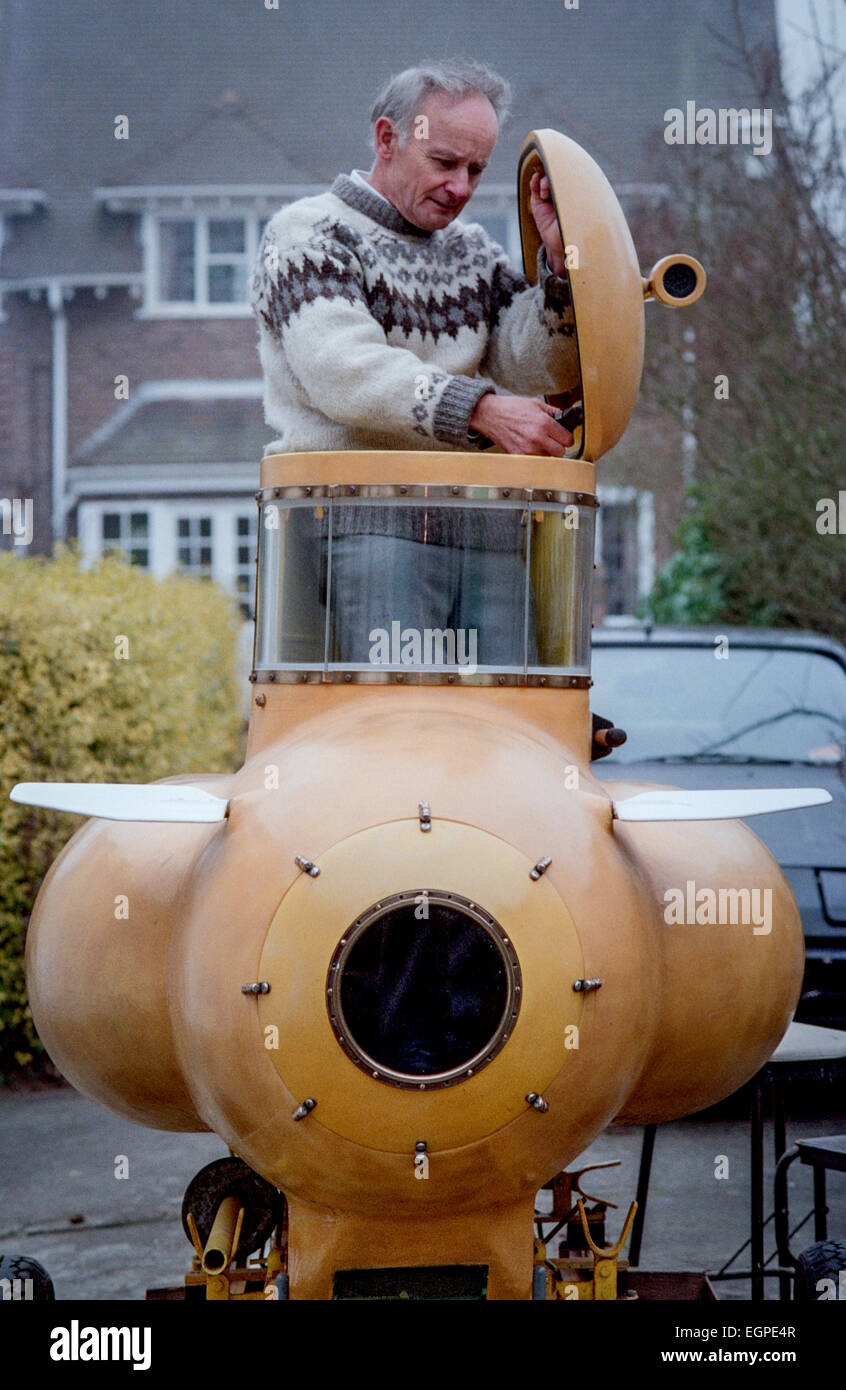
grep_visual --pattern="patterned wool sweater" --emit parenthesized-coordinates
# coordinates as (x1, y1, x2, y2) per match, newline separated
(251, 173, 579, 453)
(250, 174, 579, 547)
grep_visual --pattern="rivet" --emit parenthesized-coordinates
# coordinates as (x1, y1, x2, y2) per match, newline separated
(255, 693, 266, 707)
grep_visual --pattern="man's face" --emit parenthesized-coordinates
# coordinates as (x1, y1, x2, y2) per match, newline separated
(371, 91, 499, 231)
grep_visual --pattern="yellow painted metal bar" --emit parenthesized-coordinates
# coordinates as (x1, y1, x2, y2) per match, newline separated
(202, 1196, 245, 1275)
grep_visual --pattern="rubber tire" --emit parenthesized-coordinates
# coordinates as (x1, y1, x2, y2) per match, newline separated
(0, 1254, 55, 1301)
(793, 1240, 846, 1301)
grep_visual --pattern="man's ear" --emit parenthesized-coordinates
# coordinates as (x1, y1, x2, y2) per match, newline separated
(373, 116, 398, 161)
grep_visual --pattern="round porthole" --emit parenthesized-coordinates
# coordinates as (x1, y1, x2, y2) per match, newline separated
(326, 890, 522, 1090)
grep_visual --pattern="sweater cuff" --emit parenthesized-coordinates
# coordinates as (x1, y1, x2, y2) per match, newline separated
(433, 377, 496, 448)
(537, 246, 573, 314)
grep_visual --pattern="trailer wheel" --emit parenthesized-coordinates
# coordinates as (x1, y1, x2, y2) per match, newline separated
(793, 1241, 846, 1300)
(0, 1254, 55, 1301)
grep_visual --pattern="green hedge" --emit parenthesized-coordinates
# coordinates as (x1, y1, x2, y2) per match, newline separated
(0, 547, 245, 1075)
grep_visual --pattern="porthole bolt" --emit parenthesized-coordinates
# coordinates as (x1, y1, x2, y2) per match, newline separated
(530, 855, 552, 880)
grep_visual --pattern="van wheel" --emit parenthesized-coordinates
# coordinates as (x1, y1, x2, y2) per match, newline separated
(793, 1241, 846, 1300)
(0, 1254, 55, 1301)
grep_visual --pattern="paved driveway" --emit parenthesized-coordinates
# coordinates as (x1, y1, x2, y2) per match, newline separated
(2, 1085, 844, 1301)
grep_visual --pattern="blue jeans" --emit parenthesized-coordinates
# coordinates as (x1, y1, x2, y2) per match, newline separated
(328, 535, 536, 668)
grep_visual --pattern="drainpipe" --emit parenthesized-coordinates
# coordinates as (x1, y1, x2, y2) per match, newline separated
(47, 278, 68, 543)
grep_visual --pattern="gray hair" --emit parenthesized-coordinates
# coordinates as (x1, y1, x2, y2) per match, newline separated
(369, 59, 512, 148)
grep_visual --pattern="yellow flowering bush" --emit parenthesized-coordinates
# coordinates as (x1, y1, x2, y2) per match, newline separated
(0, 547, 245, 1074)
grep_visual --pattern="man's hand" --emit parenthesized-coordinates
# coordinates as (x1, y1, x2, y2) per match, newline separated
(469, 393, 574, 456)
(529, 171, 566, 277)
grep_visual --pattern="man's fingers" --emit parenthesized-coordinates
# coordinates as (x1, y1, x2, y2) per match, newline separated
(553, 425, 575, 448)
(536, 401, 574, 447)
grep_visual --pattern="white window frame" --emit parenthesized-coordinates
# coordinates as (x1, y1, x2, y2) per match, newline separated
(87, 505, 154, 570)
(234, 509, 259, 617)
(141, 212, 267, 317)
(79, 500, 259, 607)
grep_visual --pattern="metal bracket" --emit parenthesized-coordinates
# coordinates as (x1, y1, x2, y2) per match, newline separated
(294, 855, 320, 877)
(291, 1098, 317, 1122)
(241, 981, 271, 996)
(418, 801, 432, 832)
(573, 978, 602, 993)
(530, 855, 552, 880)
(577, 1198, 638, 1301)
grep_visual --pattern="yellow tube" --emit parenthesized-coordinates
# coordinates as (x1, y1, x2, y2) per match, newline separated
(202, 1197, 244, 1274)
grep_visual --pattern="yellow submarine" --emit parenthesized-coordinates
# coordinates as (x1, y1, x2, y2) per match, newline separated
(12, 131, 830, 1301)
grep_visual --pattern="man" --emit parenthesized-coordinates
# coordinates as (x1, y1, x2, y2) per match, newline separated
(250, 59, 581, 666)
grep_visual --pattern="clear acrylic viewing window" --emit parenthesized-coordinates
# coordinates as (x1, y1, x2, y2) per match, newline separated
(255, 494, 595, 679)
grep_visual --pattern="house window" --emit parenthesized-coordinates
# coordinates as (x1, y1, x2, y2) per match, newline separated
(159, 221, 195, 300)
(235, 513, 257, 618)
(101, 510, 150, 568)
(601, 502, 640, 616)
(149, 213, 267, 314)
(594, 489, 655, 621)
(207, 218, 247, 303)
(177, 515, 213, 576)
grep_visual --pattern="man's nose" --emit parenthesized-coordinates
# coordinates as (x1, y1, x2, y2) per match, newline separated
(444, 171, 471, 201)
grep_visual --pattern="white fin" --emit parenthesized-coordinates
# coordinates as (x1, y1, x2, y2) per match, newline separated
(612, 787, 832, 822)
(9, 782, 229, 823)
